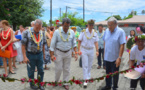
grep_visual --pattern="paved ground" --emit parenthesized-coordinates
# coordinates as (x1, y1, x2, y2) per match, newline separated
(0, 51, 142, 90)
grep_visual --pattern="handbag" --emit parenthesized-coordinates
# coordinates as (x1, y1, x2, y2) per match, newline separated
(13, 42, 20, 50)
(0, 49, 11, 58)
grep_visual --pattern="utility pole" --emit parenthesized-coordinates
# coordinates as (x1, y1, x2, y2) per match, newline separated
(50, 0, 52, 26)
(65, 6, 67, 18)
(60, 8, 61, 20)
(83, 0, 85, 22)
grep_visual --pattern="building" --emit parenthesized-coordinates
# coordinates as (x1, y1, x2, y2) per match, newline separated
(95, 15, 145, 36)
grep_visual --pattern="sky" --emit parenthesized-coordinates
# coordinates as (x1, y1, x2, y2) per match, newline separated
(40, 0, 145, 24)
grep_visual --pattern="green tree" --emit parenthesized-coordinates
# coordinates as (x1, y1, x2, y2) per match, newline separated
(106, 15, 122, 20)
(43, 21, 48, 27)
(0, 0, 44, 30)
(142, 10, 145, 15)
(52, 12, 87, 27)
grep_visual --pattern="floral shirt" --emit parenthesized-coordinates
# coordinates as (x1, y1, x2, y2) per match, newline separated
(21, 27, 46, 53)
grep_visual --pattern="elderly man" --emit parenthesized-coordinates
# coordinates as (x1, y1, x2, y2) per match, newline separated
(50, 18, 78, 90)
(101, 17, 126, 90)
(22, 19, 46, 90)
(78, 20, 99, 88)
(31, 21, 35, 27)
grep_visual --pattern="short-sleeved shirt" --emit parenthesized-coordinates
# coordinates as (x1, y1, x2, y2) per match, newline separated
(98, 31, 104, 49)
(49, 27, 76, 51)
(78, 28, 99, 48)
(103, 26, 126, 62)
(21, 27, 46, 53)
(130, 45, 145, 65)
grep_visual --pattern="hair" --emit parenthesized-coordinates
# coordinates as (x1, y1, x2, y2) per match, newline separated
(31, 21, 35, 25)
(98, 24, 103, 28)
(130, 30, 136, 37)
(50, 26, 54, 31)
(1, 20, 9, 26)
(107, 17, 117, 24)
(34, 19, 43, 25)
(19, 25, 24, 28)
(62, 18, 71, 24)
(137, 25, 145, 33)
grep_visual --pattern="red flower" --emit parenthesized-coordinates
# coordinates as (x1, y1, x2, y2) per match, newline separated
(126, 70, 129, 73)
(34, 79, 39, 84)
(106, 75, 110, 78)
(89, 79, 94, 83)
(136, 65, 139, 68)
(131, 66, 135, 69)
(114, 71, 119, 74)
(47, 83, 51, 86)
(71, 79, 75, 82)
(74, 80, 82, 84)
(21, 78, 25, 84)
(40, 82, 45, 86)
(3, 74, 7, 77)
(28, 79, 32, 82)
(100, 77, 104, 80)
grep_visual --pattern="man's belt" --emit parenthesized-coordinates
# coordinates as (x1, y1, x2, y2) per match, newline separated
(82, 46, 94, 50)
(27, 51, 42, 54)
(56, 48, 70, 53)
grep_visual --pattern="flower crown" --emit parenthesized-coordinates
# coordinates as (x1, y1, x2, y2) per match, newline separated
(132, 35, 145, 43)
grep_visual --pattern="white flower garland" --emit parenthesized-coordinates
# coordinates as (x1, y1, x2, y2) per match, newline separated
(29, 28, 43, 50)
(84, 29, 95, 39)
(98, 31, 104, 39)
(59, 27, 70, 42)
(2, 28, 11, 40)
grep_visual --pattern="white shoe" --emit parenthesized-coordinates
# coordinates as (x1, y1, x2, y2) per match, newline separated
(83, 82, 87, 88)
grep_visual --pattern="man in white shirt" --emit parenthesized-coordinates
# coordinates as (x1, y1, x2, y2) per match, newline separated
(130, 35, 145, 90)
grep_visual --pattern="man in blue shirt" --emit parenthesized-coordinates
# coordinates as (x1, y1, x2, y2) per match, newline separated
(97, 24, 105, 69)
(101, 17, 126, 90)
(50, 18, 78, 90)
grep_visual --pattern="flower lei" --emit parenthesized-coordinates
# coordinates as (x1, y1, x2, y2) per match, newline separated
(29, 28, 43, 50)
(0, 61, 145, 87)
(59, 27, 70, 42)
(2, 28, 11, 40)
(84, 29, 95, 39)
(132, 35, 145, 43)
(98, 31, 104, 39)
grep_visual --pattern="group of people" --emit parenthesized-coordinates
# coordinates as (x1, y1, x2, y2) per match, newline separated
(0, 17, 144, 90)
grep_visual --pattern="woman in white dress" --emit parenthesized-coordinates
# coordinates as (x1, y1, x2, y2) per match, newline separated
(14, 25, 24, 64)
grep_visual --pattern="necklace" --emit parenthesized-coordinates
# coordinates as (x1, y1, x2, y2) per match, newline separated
(29, 28, 43, 50)
(2, 28, 11, 40)
(98, 31, 104, 39)
(84, 29, 94, 39)
(59, 27, 70, 42)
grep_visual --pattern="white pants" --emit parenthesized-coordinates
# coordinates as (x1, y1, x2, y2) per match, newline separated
(54, 49, 72, 83)
(81, 47, 94, 80)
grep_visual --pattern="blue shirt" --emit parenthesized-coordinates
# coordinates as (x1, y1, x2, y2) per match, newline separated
(97, 31, 104, 49)
(103, 26, 126, 62)
(50, 27, 76, 51)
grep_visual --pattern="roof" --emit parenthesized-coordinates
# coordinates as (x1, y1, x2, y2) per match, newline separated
(95, 15, 145, 25)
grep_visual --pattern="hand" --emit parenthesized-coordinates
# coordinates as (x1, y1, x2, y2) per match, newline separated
(23, 57, 30, 64)
(78, 50, 82, 55)
(51, 55, 56, 62)
(1, 46, 6, 52)
(141, 74, 145, 78)
(74, 54, 78, 61)
(115, 58, 121, 68)
(96, 51, 99, 56)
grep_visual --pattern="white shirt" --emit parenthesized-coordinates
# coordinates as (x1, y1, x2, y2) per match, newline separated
(78, 28, 99, 48)
(130, 45, 145, 65)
